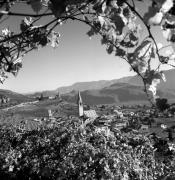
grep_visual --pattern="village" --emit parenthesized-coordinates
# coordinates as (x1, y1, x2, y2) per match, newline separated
(11, 91, 175, 146)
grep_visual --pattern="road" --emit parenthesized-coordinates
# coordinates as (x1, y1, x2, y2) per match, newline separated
(2, 100, 39, 111)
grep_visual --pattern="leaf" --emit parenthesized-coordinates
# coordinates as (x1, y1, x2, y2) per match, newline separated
(108, 0, 119, 8)
(143, 5, 159, 24)
(1, 46, 10, 57)
(92, 0, 106, 13)
(13, 57, 22, 65)
(162, 20, 175, 29)
(101, 35, 108, 45)
(111, 14, 125, 35)
(87, 28, 95, 38)
(170, 33, 175, 42)
(135, 40, 151, 53)
(162, 28, 175, 44)
(123, 7, 131, 18)
(106, 44, 113, 54)
(50, 31, 60, 48)
(0, 76, 5, 83)
(143, 70, 166, 97)
(148, 78, 160, 97)
(39, 36, 49, 46)
(29, 0, 42, 14)
(148, 12, 163, 25)
(143, 0, 173, 25)
(168, 1, 175, 15)
(162, 28, 171, 41)
(128, 40, 154, 74)
(150, 46, 155, 58)
(161, 0, 173, 13)
(20, 17, 33, 32)
(160, 55, 169, 63)
(129, 31, 138, 42)
(120, 31, 139, 48)
(134, 40, 152, 60)
(115, 47, 126, 57)
(121, 40, 137, 48)
(157, 43, 163, 49)
(98, 16, 105, 27)
(11, 64, 22, 76)
(49, 0, 66, 18)
(6, 60, 22, 77)
(0, 72, 7, 84)
(65, 0, 84, 6)
(116, 0, 126, 6)
(144, 70, 165, 85)
(1, 28, 11, 36)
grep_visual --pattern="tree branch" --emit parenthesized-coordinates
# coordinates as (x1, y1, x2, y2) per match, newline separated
(125, 2, 161, 64)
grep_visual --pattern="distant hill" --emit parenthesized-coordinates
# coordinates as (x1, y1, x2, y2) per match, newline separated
(128, 69, 175, 88)
(62, 83, 149, 105)
(56, 76, 132, 94)
(63, 81, 175, 105)
(25, 69, 175, 105)
(27, 76, 132, 98)
(61, 69, 175, 105)
(127, 69, 175, 100)
(0, 89, 33, 105)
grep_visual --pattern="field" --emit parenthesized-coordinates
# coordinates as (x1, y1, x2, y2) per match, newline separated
(0, 99, 79, 129)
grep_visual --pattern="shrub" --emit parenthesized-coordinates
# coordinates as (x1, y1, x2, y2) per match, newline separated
(0, 119, 175, 180)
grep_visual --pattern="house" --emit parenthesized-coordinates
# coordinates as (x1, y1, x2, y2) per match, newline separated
(55, 92, 62, 100)
(49, 96, 55, 100)
(113, 109, 123, 118)
(0, 95, 10, 104)
(114, 122, 127, 129)
(161, 124, 167, 129)
(37, 94, 49, 101)
(84, 110, 98, 119)
(140, 124, 149, 133)
(48, 109, 56, 122)
(130, 112, 134, 116)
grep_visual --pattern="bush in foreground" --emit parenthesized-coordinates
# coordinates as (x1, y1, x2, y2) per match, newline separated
(0, 119, 175, 180)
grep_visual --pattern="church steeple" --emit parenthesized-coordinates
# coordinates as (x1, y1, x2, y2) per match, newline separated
(77, 91, 84, 117)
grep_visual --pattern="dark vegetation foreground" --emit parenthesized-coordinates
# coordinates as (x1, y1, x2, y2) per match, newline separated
(0, 116, 175, 180)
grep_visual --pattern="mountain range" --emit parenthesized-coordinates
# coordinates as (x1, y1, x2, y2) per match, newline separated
(28, 76, 132, 97)
(1, 69, 175, 105)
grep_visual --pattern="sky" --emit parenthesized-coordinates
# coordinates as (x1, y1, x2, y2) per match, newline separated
(0, 1, 172, 94)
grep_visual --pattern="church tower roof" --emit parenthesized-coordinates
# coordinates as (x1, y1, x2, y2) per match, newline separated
(77, 91, 84, 117)
(77, 91, 82, 104)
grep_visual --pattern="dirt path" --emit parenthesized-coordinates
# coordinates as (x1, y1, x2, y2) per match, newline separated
(2, 101, 39, 111)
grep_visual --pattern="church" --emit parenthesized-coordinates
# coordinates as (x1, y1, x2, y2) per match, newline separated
(77, 91, 98, 119)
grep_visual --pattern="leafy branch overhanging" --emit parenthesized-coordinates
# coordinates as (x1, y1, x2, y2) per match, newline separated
(0, 0, 175, 105)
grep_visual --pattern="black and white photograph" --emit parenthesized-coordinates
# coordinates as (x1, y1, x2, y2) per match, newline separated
(0, 0, 175, 179)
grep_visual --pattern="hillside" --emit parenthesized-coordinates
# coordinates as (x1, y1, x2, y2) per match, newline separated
(56, 76, 132, 94)
(28, 69, 175, 97)
(0, 89, 33, 105)
(127, 69, 175, 99)
(27, 76, 132, 97)
(25, 69, 175, 105)
(63, 83, 147, 105)
(63, 81, 175, 105)
(128, 69, 175, 89)
(2, 69, 174, 106)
